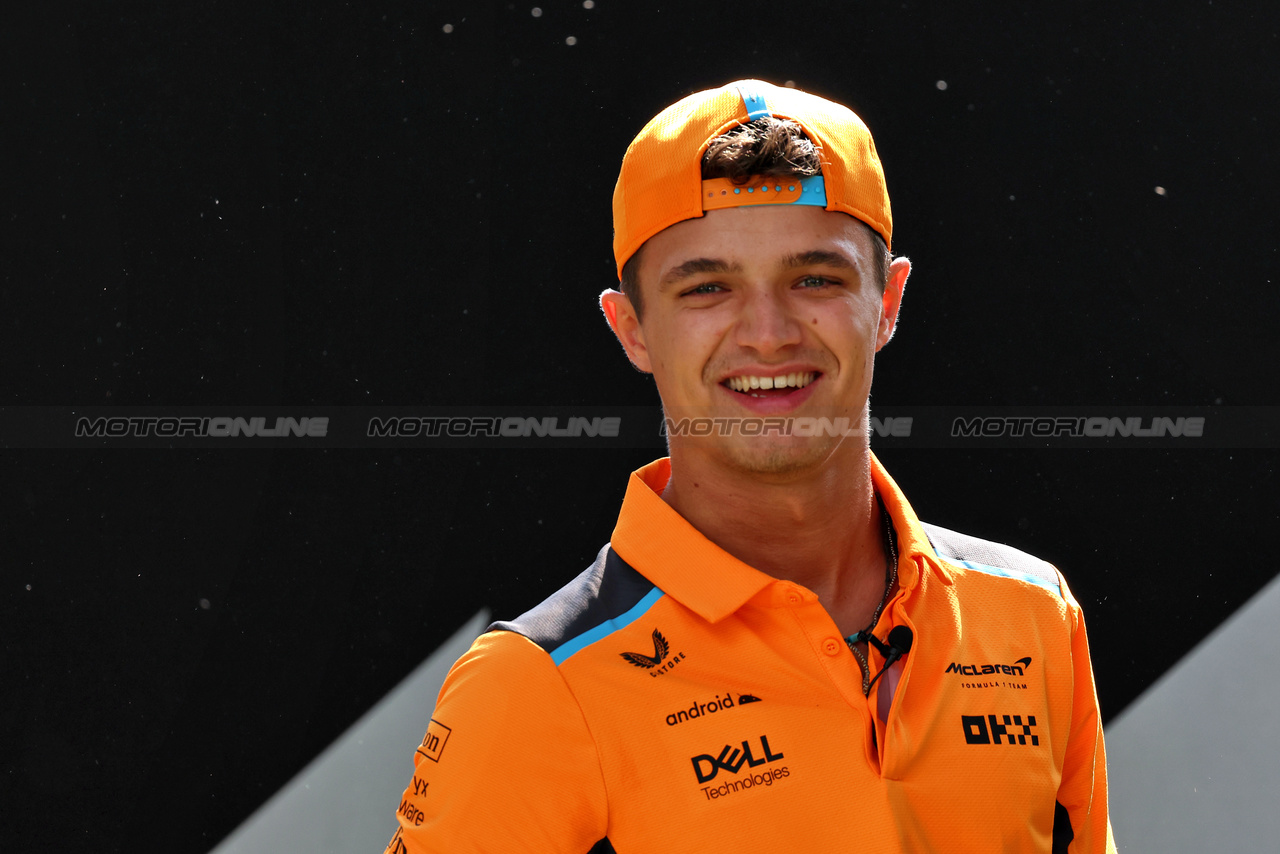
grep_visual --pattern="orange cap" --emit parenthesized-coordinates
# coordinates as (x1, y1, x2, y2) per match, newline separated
(611, 79, 892, 278)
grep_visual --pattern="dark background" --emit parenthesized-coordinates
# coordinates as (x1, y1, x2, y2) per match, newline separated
(4, 2, 1277, 851)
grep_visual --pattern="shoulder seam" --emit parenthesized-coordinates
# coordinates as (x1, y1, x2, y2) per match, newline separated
(922, 521, 1063, 599)
(486, 545, 668, 665)
(549, 586, 665, 665)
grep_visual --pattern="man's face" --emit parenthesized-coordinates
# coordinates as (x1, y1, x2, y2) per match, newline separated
(604, 204, 908, 479)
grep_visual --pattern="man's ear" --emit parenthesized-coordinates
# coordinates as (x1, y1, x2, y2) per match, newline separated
(876, 256, 911, 351)
(599, 289, 653, 373)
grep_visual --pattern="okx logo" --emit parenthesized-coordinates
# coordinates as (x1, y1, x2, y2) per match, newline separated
(962, 713, 1040, 746)
(691, 735, 785, 783)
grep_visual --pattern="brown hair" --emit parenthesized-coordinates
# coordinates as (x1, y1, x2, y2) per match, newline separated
(619, 116, 890, 319)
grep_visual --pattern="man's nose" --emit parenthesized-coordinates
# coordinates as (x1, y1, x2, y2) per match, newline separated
(734, 289, 802, 354)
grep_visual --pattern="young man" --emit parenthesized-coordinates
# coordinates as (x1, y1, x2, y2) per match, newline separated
(386, 80, 1116, 853)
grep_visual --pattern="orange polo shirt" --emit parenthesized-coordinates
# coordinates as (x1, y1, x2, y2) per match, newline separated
(385, 456, 1116, 853)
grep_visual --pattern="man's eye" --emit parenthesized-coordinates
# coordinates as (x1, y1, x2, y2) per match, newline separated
(799, 275, 834, 289)
(684, 283, 724, 296)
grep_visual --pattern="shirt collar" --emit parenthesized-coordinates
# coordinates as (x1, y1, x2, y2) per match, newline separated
(609, 454, 937, 623)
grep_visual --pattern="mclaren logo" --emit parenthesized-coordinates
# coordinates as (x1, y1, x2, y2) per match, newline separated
(620, 628, 686, 677)
(946, 656, 1032, 677)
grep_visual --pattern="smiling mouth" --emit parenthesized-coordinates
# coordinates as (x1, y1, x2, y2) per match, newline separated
(723, 371, 819, 397)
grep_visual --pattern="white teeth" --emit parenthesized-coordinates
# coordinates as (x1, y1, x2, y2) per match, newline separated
(726, 372, 817, 393)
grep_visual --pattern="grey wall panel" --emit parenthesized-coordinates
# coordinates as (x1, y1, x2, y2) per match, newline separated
(209, 611, 490, 854)
(1107, 575, 1280, 851)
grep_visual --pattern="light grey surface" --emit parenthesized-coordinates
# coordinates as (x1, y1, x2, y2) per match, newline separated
(1106, 573, 1280, 851)
(209, 610, 490, 854)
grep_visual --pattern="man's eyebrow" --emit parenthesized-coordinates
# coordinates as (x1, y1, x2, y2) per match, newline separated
(783, 249, 858, 271)
(659, 257, 742, 289)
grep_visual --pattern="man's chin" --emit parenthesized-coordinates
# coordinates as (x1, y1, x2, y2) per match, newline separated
(710, 436, 846, 480)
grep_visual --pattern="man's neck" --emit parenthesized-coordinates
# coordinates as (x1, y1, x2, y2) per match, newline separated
(660, 444, 889, 637)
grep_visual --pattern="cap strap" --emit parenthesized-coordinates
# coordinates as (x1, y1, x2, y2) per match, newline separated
(734, 82, 772, 120)
(702, 175, 828, 211)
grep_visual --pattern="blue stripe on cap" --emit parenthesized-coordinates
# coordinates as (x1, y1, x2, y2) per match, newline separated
(793, 175, 827, 206)
(549, 585, 665, 665)
(735, 82, 772, 120)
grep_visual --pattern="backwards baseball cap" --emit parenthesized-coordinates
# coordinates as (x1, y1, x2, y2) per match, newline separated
(611, 79, 892, 278)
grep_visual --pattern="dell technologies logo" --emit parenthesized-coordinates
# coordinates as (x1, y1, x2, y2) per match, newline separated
(692, 735, 784, 783)
(691, 735, 789, 801)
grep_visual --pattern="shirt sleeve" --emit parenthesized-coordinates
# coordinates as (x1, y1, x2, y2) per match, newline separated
(382, 630, 610, 854)
(1056, 574, 1118, 854)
